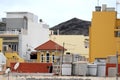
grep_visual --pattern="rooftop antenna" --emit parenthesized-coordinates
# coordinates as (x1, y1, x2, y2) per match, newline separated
(116, 0, 120, 17)
(95, 0, 101, 11)
(97, 0, 99, 6)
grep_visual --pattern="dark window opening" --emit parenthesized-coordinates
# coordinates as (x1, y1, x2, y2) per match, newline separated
(30, 54, 37, 59)
(41, 54, 44, 62)
(46, 53, 49, 63)
(52, 55, 54, 62)
(115, 31, 120, 37)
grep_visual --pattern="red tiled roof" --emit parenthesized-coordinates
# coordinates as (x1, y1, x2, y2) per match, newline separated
(35, 40, 67, 51)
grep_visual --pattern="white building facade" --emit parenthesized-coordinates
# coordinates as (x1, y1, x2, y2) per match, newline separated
(1, 12, 49, 59)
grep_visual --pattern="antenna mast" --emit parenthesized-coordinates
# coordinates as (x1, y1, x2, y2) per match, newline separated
(116, 0, 120, 18)
(97, 0, 99, 6)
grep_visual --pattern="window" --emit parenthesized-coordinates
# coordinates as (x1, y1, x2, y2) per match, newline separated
(84, 39, 89, 48)
(46, 52, 50, 63)
(52, 55, 55, 63)
(115, 31, 120, 37)
(3, 45, 8, 51)
(30, 54, 37, 59)
(8, 44, 18, 51)
(30, 52, 37, 59)
(41, 54, 44, 62)
(116, 26, 120, 29)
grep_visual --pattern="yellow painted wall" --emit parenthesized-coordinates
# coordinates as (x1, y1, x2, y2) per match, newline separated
(89, 11, 120, 62)
(37, 51, 62, 63)
(5, 52, 24, 67)
(50, 35, 89, 58)
(0, 38, 3, 51)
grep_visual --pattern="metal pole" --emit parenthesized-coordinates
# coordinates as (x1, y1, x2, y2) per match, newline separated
(62, 42, 65, 64)
(97, 0, 99, 6)
(116, 52, 118, 80)
(8, 72, 9, 80)
(61, 42, 65, 75)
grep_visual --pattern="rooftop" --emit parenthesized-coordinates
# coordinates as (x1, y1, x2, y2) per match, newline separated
(35, 40, 66, 51)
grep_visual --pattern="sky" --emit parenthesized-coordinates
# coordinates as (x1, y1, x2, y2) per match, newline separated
(0, 0, 118, 27)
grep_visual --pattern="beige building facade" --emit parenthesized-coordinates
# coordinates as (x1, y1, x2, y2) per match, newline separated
(50, 35, 89, 58)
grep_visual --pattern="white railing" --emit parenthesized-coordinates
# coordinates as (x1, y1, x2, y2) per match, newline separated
(0, 31, 19, 35)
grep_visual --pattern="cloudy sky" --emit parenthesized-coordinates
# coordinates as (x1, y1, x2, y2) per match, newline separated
(0, 0, 117, 27)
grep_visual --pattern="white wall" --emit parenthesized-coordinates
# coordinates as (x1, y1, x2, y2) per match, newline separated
(27, 22, 49, 49)
(6, 12, 49, 59)
(19, 22, 49, 59)
(0, 52, 6, 64)
(7, 12, 38, 23)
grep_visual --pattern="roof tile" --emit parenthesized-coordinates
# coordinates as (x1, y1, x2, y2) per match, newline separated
(35, 40, 66, 51)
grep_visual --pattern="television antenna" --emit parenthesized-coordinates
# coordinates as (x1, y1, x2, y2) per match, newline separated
(116, 0, 120, 18)
(97, 0, 99, 6)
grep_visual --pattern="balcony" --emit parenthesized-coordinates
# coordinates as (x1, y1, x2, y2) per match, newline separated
(0, 31, 19, 36)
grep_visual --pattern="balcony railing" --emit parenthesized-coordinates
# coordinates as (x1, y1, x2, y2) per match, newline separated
(0, 31, 20, 35)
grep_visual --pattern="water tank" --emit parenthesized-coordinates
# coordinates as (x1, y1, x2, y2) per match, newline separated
(62, 63, 72, 76)
(72, 61, 88, 76)
(108, 67, 116, 77)
(87, 64, 97, 76)
(95, 6, 101, 11)
(102, 4, 107, 11)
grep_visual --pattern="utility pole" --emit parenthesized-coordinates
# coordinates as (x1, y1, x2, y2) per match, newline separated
(60, 42, 65, 76)
(116, 52, 120, 80)
(63, 42, 65, 56)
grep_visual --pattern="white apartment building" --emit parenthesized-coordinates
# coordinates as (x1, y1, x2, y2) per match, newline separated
(0, 12, 49, 59)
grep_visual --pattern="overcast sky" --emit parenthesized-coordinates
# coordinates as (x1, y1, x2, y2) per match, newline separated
(0, 0, 118, 27)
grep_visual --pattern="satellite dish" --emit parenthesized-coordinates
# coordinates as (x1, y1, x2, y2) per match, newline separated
(14, 62, 20, 70)
(5, 68, 10, 74)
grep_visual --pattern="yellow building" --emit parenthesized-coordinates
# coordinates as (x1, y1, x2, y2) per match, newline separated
(89, 6, 120, 62)
(34, 40, 66, 63)
(0, 38, 24, 67)
(50, 35, 89, 58)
